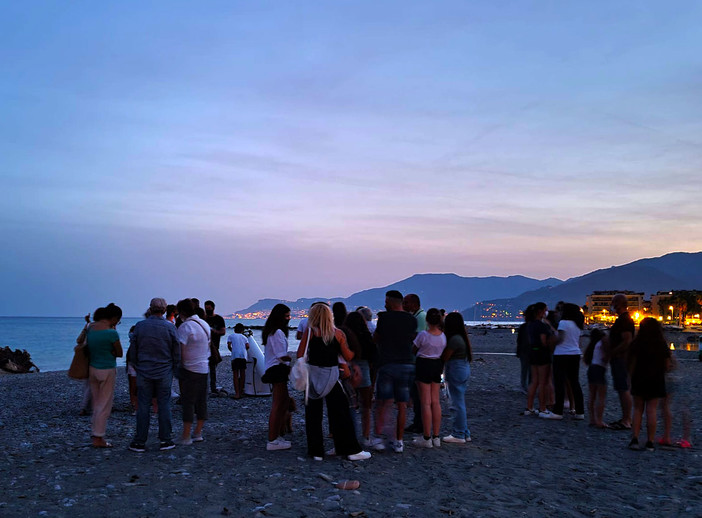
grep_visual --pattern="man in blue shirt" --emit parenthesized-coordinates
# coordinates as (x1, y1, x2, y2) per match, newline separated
(128, 297, 181, 452)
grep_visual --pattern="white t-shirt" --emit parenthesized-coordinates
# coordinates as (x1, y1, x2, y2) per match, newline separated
(177, 316, 211, 374)
(264, 329, 288, 371)
(555, 319, 582, 356)
(413, 330, 447, 359)
(591, 340, 607, 367)
(297, 318, 308, 335)
(227, 333, 249, 360)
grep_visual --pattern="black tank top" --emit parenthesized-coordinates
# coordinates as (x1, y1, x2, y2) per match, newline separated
(307, 334, 341, 367)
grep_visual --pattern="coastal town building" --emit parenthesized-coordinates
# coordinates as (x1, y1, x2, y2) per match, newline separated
(585, 291, 646, 324)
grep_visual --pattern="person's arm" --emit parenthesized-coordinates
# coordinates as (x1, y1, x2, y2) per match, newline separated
(337, 329, 354, 361)
(611, 331, 633, 357)
(441, 346, 455, 362)
(296, 329, 309, 359)
(112, 339, 123, 358)
(227, 336, 232, 352)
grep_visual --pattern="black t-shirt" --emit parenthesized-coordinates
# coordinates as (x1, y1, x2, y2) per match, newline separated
(610, 312, 635, 359)
(527, 320, 552, 350)
(375, 310, 417, 365)
(205, 314, 226, 347)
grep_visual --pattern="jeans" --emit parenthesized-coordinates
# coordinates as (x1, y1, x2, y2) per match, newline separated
(135, 373, 173, 443)
(552, 355, 584, 415)
(445, 359, 470, 439)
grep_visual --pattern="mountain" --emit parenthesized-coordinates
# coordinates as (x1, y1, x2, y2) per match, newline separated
(234, 273, 562, 314)
(463, 251, 702, 319)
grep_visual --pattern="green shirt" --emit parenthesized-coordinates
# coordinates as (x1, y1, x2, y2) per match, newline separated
(87, 329, 120, 369)
(414, 309, 427, 332)
(446, 335, 468, 360)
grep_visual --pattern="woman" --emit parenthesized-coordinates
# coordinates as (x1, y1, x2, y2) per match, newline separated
(546, 303, 585, 420)
(343, 310, 378, 446)
(412, 308, 446, 448)
(516, 305, 534, 394)
(525, 302, 557, 417)
(628, 318, 671, 451)
(86, 303, 123, 448)
(440, 312, 473, 443)
(332, 302, 348, 328)
(297, 304, 371, 461)
(75, 309, 105, 416)
(175, 298, 211, 445)
(262, 303, 293, 451)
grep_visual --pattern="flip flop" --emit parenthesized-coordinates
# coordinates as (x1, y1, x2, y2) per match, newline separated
(608, 420, 631, 430)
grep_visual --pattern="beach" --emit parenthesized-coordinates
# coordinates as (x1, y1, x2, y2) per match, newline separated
(1, 329, 700, 517)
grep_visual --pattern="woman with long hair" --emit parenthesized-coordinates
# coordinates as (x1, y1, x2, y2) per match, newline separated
(297, 304, 370, 461)
(545, 303, 585, 420)
(332, 302, 348, 328)
(628, 318, 671, 451)
(583, 328, 608, 428)
(412, 308, 446, 448)
(343, 310, 378, 446)
(525, 302, 557, 417)
(262, 304, 293, 451)
(441, 312, 473, 443)
(86, 303, 123, 448)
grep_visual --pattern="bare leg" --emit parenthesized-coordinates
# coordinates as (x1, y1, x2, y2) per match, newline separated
(430, 383, 441, 437)
(526, 365, 539, 410)
(374, 399, 391, 436)
(359, 387, 372, 439)
(396, 402, 407, 441)
(239, 370, 245, 398)
(417, 382, 432, 438)
(661, 394, 672, 443)
(595, 385, 607, 427)
(631, 396, 644, 440)
(645, 398, 659, 444)
(268, 382, 288, 441)
(619, 390, 632, 427)
(181, 421, 192, 441)
(193, 419, 205, 437)
(588, 384, 597, 425)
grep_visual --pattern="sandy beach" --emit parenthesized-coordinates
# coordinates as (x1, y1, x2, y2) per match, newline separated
(1, 329, 700, 517)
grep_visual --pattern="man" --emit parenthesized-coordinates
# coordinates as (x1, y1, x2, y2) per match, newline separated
(356, 306, 376, 333)
(608, 293, 634, 430)
(204, 300, 226, 395)
(402, 293, 426, 434)
(372, 290, 418, 453)
(128, 298, 181, 452)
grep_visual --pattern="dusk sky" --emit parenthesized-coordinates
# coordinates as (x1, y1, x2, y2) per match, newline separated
(2, 2, 701, 317)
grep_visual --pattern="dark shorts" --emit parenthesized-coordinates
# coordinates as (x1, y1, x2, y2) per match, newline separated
(231, 358, 247, 371)
(376, 363, 415, 403)
(415, 357, 443, 384)
(587, 364, 607, 386)
(261, 364, 289, 384)
(631, 374, 666, 401)
(610, 357, 629, 392)
(179, 368, 208, 422)
(529, 347, 551, 366)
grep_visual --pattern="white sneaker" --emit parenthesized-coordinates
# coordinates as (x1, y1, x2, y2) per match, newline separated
(191, 434, 204, 442)
(574, 414, 585, 421)
(347, 450, 371, 461)
(368, 437, 386, 451)
(412, 437, 433, 448)
(432, 437, 441, 448)
(266, 437, 291, 451)
(442, 434, 466, 444)
(177, 437, 193, 446)
(325, 447, 336, 456)
(538, 410, 563, 420)
(393, 440, 404, 453)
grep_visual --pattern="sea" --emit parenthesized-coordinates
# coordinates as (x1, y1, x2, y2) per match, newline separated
(0, 317, 521, 373)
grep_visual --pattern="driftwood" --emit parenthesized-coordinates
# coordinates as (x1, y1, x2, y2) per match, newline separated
(0, 346, 39, 374)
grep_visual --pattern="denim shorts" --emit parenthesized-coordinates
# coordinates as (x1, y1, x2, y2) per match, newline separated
(376, 363, 415, 402)
(353, 360, 372, 389)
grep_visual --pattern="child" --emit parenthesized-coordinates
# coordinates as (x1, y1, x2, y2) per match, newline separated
(411, 308, 447, 448)
(659, 354, 692, 448)
(627, 318, 671, 451)
(583, 329, 608, 428)
(227, 324, 249, 399)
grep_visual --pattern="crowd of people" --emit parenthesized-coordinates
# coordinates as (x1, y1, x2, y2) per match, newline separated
(76, 291, 690, 457)
(517, 294, 691, 451)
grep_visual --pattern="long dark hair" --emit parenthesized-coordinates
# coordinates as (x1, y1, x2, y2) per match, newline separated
(262, 303, 290, 344)
(444, 312, 472, 362)
(629, 317, 669, 373)
(561, 302, 585, 330)
(332, 302, 348, 328)
(343, 311, 371, 358)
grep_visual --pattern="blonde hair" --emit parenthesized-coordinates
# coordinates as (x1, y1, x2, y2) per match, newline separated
(308, 304, 335, 345)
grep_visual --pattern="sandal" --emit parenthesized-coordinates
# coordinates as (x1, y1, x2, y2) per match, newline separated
(608, 420, 631, 431)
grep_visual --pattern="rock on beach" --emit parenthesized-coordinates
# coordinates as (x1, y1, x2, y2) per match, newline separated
(0, 329, 700, 517)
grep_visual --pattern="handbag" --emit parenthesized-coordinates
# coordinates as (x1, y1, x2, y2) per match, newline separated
(290, 329, 310, 392)
(68, 342, 89, 380)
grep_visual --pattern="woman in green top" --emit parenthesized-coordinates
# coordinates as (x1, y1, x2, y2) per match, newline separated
(86, 303, 123, 448)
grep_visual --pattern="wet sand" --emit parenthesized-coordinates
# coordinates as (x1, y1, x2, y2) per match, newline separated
(0, 329, 700, 517)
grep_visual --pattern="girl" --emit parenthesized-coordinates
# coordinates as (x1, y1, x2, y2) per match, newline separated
(441, 312, 473, 443)
(297, 304, 370, 461)
(628, 318, 671, 451)
(583, 328, 608, 428)
(525, 303, 557, 417)
(548, 303, 585, 420)
(262, 304, 293, 451)
(412, 308, 446, 448)
(86, 303, 123, 448)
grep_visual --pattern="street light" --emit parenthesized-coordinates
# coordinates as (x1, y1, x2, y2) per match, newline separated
(669, 305, 674, 322)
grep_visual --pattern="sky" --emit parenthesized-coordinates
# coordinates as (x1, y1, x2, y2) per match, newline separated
(2, 1, 701, 317)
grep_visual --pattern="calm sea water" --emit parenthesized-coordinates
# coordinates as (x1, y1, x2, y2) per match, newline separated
(0, 317, 520, 372)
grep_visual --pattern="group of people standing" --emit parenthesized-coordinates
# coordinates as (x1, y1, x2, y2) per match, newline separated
(78, 297, 232, 451)
(260, 290, 474, 461)
(517, 294, 688, 452)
